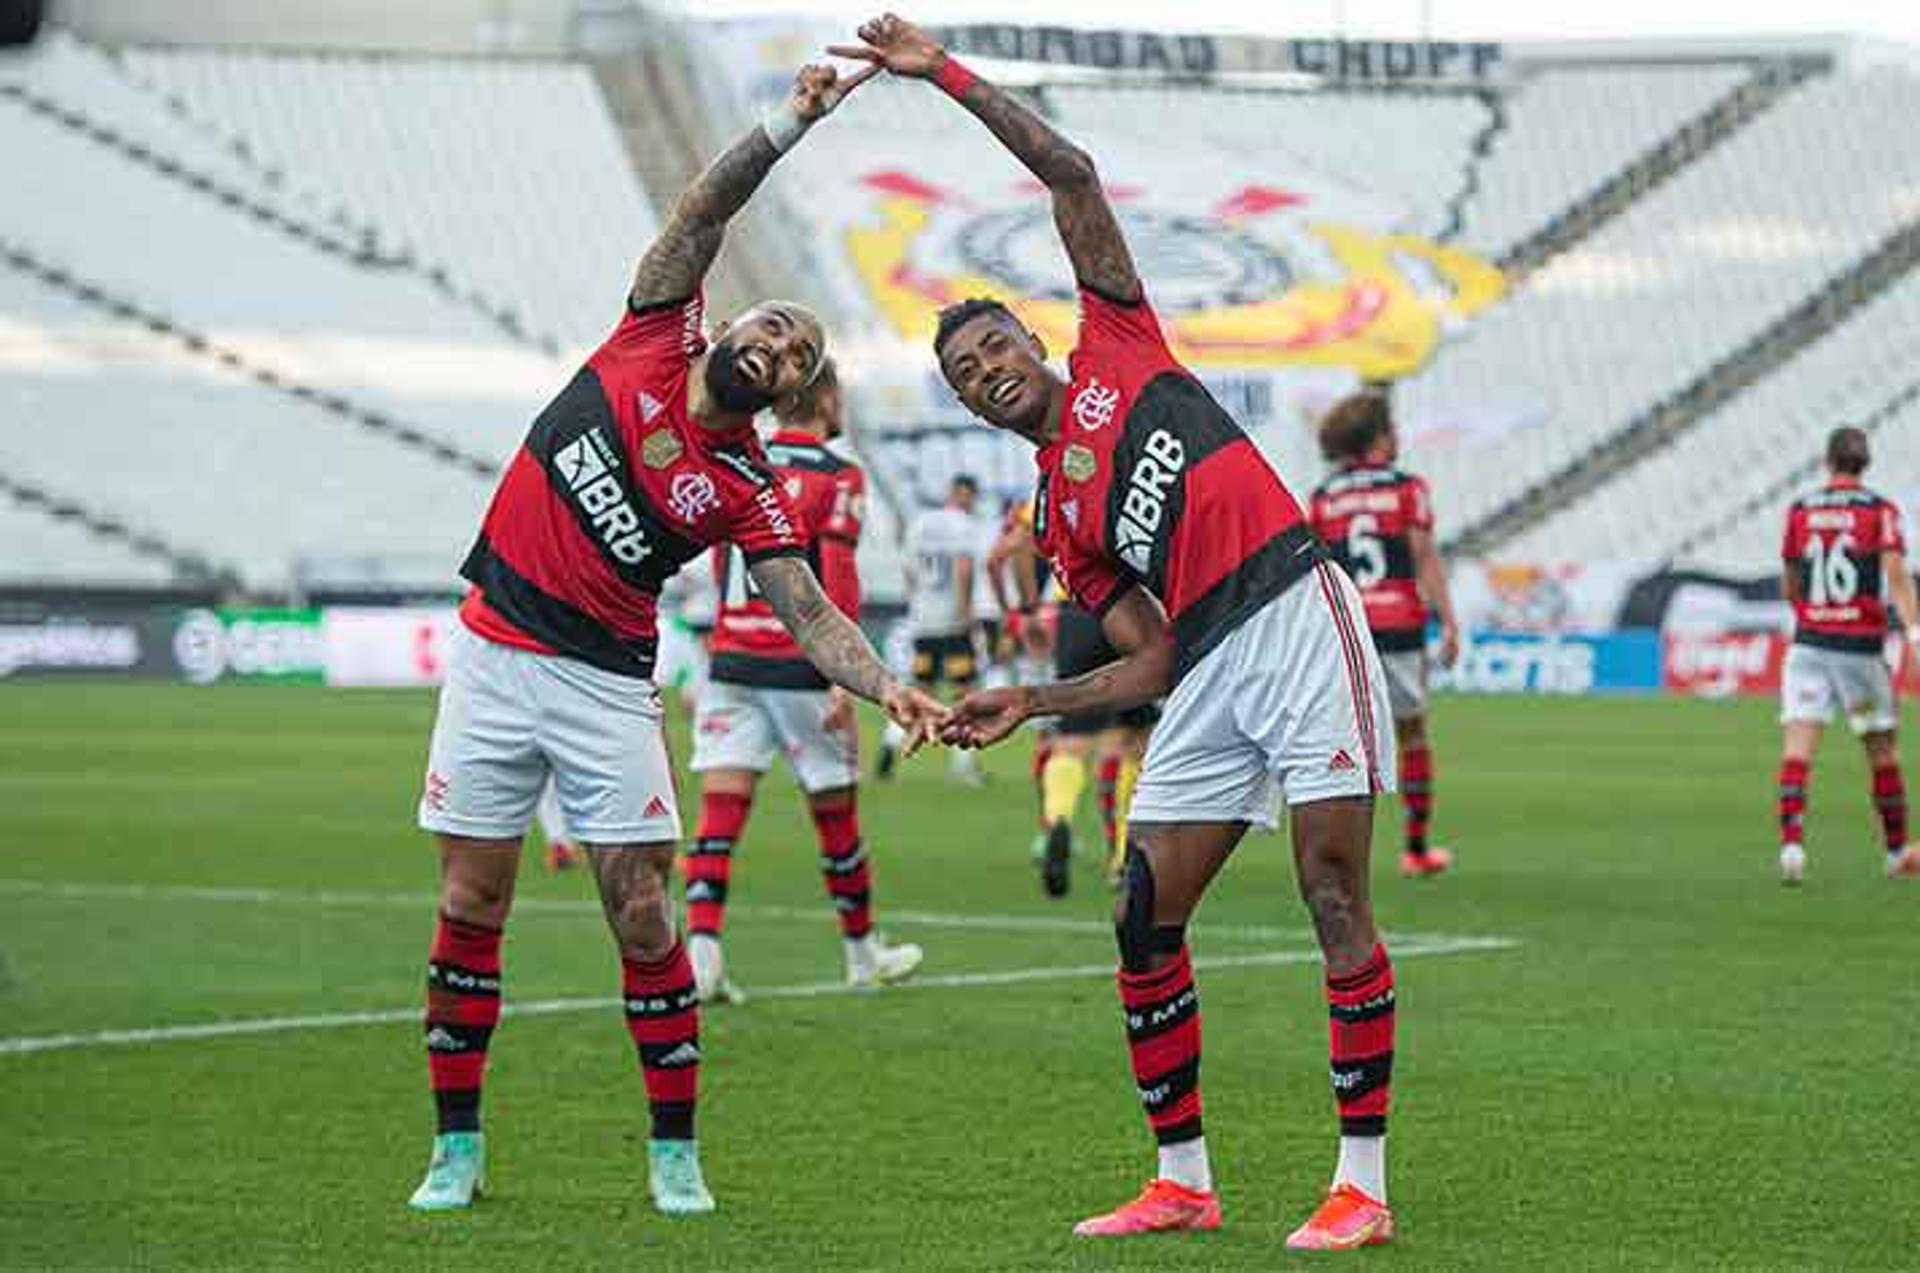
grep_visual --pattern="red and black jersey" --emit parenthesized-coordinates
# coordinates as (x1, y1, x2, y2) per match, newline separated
(1781, 476, 1904, 653)
(1308, 464, 1433, 652)
(458, 293, 805, 678)
(1032, 287, 1320, 682)
(708, 428, 865, 689)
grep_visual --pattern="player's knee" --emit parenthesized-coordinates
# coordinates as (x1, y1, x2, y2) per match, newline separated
(1113, 844, 1185, 972)
(600, 859, 675, 958)
(441, 865, 513, 926)
(1397, 714, 1427, 747)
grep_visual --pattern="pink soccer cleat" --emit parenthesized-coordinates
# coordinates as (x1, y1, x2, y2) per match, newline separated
(1071, 1178, 1221, 1238)
(1285, 1183, 1395, 1250)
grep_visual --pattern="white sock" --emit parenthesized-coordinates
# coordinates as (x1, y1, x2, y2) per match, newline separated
(688, 932, 724, 989)
(1157, 1137, 1213, 1193)
(949, 748, 980, 776)
(844, 934, 876, 973)
(1333, 1135, 1386, 1202)
(881, 720, 906, 751)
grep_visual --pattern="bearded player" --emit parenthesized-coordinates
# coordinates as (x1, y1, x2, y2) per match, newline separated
(406, 61, 945, 1217)
(1309, 392, 1461, 878)
(686, 358, 924, 1002)
(836, 15, 1401, 1249)
(1776, 426, 1920, 883)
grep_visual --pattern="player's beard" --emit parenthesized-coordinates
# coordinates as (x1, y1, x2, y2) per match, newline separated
(703, 336, 778, 416)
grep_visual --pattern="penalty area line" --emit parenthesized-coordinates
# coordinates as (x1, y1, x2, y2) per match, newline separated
(0, 935, 1515, 1058)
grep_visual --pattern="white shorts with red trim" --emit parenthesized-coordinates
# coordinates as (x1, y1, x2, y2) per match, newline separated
(1779, 642, 1898, 735)
(689, 679, 858, 794)
(1130, 560, 1397, 830)
(418, 625, 682, 844)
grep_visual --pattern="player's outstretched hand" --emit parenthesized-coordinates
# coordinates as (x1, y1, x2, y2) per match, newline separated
(941, 686, 1031, 751)
(828, 13, 945, 79)
(882, 683, 950, 757)
(791, 59, 880, 123)
(1438, 620, 1461, 669)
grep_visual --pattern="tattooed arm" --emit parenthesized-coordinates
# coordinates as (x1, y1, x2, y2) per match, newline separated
(750, 555, 949, 743)
(943, 587, 1171, 749)
(629, 61, 877, 309)
(833, 15, 1142, 303)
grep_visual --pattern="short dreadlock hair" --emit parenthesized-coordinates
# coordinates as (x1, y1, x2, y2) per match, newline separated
(934, 297, 1018, 358)
(1318, 391, 1394, 464)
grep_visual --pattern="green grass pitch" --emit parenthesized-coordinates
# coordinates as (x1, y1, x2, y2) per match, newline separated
(1, 682, 1916, 1270)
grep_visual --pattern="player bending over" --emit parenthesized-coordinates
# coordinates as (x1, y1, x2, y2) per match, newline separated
(877, 473, 987, 784)
(838, 15, 1401, 1249)
(686, 358, 924, 1002)
(1775, 426, 1920, 883)
(406, 61, 945, 1217)
(1309, 392, 1462, 878)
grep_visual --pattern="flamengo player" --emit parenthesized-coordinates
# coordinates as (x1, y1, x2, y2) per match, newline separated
(407, 62, 945, 1216)
(837, 15, 1401, 1248)
(1776, 427, 1920, 883)
(1309, 393, 1462, 878)
(686, 358, 924, 1001)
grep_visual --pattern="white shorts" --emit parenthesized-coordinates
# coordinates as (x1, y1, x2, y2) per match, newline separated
(1379, 648, 1429, 721)
(689, 678, 859, 794)
(1779, 642, 1898, 735)
(418, 625, 682, 843)
(1131, 560, 1397, 830)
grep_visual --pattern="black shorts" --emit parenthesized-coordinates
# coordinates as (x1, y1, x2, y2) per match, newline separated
(912, 633, 978, 687)
(1053, 604, 1160, 737)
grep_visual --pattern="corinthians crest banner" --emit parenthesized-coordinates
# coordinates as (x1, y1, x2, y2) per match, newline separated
(694, 18, 1506, 492)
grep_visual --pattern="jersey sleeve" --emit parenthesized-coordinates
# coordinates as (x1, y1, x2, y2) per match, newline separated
(727, 477, 806, 563)
(1074, 286, 1171, 363)
(1405, 476, 1435, 533)
(819, 531, 862, 620)
(596, 292, 707, 371)
(1879, 499, 1906, 554)
(820, 466, 865, 545)
(1048, 527, 1127, 616)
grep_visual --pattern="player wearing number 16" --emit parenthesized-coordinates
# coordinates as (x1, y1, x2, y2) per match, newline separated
(1775, 426, 1920, 883)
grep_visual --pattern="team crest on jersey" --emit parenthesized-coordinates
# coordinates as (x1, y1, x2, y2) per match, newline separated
(642, 429, 683, 470)
(784, 476, 804, 500)
(1071, 378, 1121, 432)
(669, 471, 720, 522)
(638, 390, 666, 425)
(1063, 444, 1098, 483)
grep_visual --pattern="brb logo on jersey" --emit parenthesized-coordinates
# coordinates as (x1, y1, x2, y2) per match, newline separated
(1115, 430, 1185, 575)
(557, 431, 652, 565)
(669, 471, 720, 523)
(1072, 378, 1121, 432)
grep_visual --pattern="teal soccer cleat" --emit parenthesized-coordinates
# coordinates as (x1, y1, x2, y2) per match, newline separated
(407, 1132, 485, 1211)
(647, 1139, 716, 1215)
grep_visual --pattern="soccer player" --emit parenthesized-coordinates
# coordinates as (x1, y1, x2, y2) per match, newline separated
(1309, 392, 1462, 878)
(877, 473, 986, 784)
(686, 357, 924, 1001)
(837, 15, 1400, 1248)
(406, 61, 946, 1217)
(1776, 426, 1920, 883)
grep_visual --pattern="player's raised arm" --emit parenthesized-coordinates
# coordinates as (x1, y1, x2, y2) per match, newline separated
(943, 587, 1171, 749)
(629, 60, 877, 310)
(833, 14, 1142, 303)
(749, 554, 947, 748)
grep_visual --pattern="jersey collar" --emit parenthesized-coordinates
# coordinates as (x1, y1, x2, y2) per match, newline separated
(769, 426, 823, 446)
(1828, 474, 1863, 490)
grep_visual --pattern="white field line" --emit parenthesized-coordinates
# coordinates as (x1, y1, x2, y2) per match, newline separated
(0, 935, 1514, 1058)
(0, 877, 1453, 946)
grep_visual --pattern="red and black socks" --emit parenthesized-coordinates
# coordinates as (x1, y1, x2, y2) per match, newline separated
(1872, 760, 1907, 854)
(1401, 744, 1434, 856)
(425, 913, 502, 1135)
(1778, 758, 1810, 847)
(686, 792, 751, 938)
(812, 795, 872, 939)
(1097, 753, 1122, 852)
(1117, 941, 1212, 1191)
(622, 941, 700, 1141)
(1327, 943, 1395, 1201)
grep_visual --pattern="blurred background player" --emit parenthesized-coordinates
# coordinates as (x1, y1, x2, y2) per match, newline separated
(1310, 392, 1463, 879)
(536, 779, 581, 871)
(1034, 602, 1158, 898)
(408, 59, 947, 1218)
(686, 358, 924, 1000)
(842, 14, 1402, 1248)
(1775, 426, 1920, 883)
(879, 472, 986, 784)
